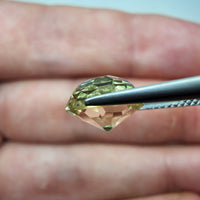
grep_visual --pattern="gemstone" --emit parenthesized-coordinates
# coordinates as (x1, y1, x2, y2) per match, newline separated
(65, 75, 143, 131)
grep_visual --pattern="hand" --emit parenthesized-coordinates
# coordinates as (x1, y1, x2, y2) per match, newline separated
(0, 1, 200, 200)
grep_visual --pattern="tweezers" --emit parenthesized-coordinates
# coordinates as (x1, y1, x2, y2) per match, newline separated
(85, 76, 200, 110)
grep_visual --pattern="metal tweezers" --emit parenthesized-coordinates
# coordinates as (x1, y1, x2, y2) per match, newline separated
(85, 76, 200, 110)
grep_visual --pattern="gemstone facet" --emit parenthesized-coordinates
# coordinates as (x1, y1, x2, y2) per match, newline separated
(65, 75, 143, 131)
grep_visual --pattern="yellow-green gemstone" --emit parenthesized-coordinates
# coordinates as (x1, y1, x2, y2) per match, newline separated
(65, 75, 143, 131)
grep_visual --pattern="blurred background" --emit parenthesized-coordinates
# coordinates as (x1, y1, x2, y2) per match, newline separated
(11, 0, 200, 23)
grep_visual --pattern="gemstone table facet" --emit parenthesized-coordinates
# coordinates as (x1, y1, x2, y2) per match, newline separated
(65, 75, 143, 131)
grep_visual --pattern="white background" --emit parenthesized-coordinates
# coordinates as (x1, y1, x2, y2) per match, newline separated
(11, 0, 200, 23)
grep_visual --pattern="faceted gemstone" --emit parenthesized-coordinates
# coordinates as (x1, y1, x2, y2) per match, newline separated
(65, 75, 143, 131)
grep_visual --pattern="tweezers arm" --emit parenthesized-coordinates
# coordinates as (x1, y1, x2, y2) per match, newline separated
(85, 76, 200, 106)
(140, 99, 200, 110)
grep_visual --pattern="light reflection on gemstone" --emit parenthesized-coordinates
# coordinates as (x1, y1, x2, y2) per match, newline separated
(65, 75, 143, 131)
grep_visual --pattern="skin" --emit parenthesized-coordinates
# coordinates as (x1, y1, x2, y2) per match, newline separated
(0, 1, 200, 200)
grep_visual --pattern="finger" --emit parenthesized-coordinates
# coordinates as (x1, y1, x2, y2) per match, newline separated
(1, 2, 200, 80)
(1, 143, 200, 200)
(127, 192, 200, 200)
(1, 79, 200, 144)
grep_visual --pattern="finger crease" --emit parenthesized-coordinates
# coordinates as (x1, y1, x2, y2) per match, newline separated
(163, 151, 177, 193)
